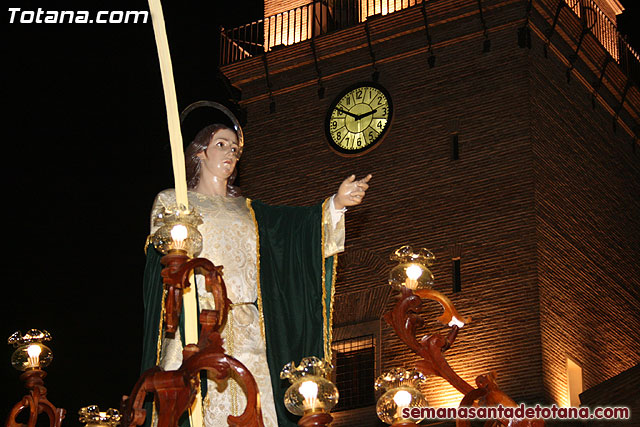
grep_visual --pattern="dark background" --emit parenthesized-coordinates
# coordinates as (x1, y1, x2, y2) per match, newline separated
(2, 0, 638, 424)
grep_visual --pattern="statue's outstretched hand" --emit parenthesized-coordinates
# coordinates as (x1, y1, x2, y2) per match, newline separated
(334, 174, 372, 210)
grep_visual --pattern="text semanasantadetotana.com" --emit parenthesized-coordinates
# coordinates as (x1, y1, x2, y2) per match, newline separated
(8, 8, 148, 24)
(401, 404, 630, 420)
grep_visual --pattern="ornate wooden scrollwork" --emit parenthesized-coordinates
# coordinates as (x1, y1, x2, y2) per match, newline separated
(456, 372, 544, 427)
(121, 252, 263, 427)
(384, 286, 544, 426)
(383, 286, 473, 395)
(159, 253, 229, 335)
(6, 369, 66, 427)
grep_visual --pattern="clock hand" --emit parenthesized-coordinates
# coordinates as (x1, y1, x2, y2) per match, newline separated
(335, 108, 359, 119)
(356, 109, 378, 120)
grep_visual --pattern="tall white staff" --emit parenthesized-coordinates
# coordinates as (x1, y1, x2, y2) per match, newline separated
(147, 0, 189, 209)
(147, 1, 202, 426)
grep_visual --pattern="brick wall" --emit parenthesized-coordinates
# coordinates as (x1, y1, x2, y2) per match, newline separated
(221, 0, 639, 424)
(265, 0, 311, 18)
(530, 31, 640, 407)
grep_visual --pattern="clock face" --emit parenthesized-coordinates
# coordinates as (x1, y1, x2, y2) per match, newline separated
(325, 82, 393, 156)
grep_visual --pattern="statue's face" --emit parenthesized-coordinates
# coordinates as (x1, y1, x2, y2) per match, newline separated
(198, 128, 239, 181)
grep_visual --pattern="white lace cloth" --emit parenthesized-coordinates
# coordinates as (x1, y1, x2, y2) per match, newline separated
(151, 189, 344, 427)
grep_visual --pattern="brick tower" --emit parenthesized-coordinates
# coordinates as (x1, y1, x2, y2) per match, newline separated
(218, 0, 639, 424)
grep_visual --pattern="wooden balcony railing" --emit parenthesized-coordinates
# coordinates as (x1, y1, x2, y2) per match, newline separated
(219, 0, 418, 65)
(219, 0, 639, 84)
(563, 0, 639, 81)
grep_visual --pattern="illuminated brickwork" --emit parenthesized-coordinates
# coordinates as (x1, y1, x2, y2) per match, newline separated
(531, 43, 640, 406)
(222, 0, 639, 424)
(265, 0, 310, 17)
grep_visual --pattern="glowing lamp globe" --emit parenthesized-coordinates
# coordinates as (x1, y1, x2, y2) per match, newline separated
(388, 246, 435, 290)
(280, 357, 339, 415)
(151, 204, 203, 257)
(79, 405, 122, 427)
(8, 329, 53, 371)
(375, 368, 428, 425)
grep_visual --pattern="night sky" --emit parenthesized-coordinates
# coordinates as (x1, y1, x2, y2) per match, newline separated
(2, 0, 638, 424)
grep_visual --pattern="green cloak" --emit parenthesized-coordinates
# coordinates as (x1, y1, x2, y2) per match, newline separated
(141, 199, 336, 427)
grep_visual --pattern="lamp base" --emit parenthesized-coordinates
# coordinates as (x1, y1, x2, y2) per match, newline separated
(298, 412, 333, 427)
(7, 369, 66, 427)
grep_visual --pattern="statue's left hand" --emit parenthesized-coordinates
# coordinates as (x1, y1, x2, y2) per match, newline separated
(334, 174, 372, 210)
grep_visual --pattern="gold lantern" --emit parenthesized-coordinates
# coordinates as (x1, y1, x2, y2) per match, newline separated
(388, 245, 435, 290)
(151, 204, 203, 257)
(8, 329, 53, 371)
(280, 356, 339, 415)
(375, 368, 428, 425)
(79, 405, 122, 427)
